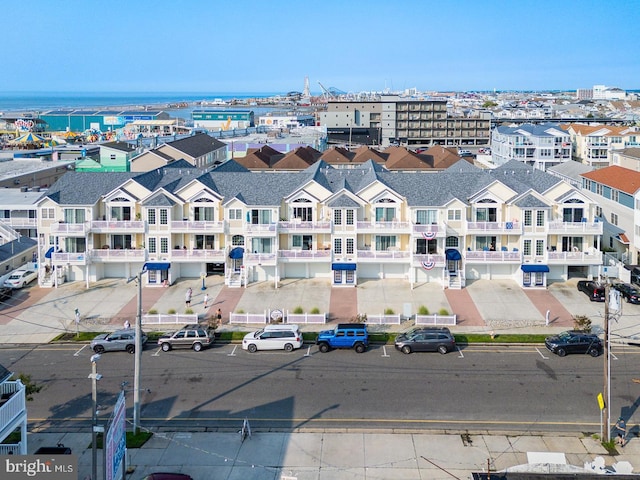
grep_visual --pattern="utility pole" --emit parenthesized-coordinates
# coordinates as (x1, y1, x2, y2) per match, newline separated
(603, 282, 611, 442)
(133, 269, 142, 435)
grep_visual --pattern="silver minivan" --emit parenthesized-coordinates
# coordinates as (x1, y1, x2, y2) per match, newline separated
(242, 324, 303, 353)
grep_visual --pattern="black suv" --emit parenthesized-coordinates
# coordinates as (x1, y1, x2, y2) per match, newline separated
(394, 327, 456, 354)
(577, 280, 605, 302)
(545, 330, 603, 357)
(613, 282, 640, 304)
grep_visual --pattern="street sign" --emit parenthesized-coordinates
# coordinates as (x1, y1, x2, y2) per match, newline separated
(597, 392, 605, 411)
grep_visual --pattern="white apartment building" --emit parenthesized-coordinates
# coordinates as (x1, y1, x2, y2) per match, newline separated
(34, 158, 602, 291)
(491, 124, 572, 171)
(565, 124, 640, 168)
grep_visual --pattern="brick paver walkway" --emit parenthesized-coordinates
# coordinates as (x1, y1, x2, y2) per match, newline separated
(444, 288, 485, 327)
(328, 287, 357, 323)
(524, 289, 574, 327)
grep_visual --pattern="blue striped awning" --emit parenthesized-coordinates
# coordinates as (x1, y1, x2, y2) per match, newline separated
(332, 263, 356, 271)
(521, 264, 549, 273)
(143, 262, 171, 271)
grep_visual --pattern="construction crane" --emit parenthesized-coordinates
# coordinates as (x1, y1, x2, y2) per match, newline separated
(318, 81, 335, 100)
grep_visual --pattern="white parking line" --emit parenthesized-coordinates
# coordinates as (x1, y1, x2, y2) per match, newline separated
(304, 345, 311, 357)
(382, 346, 390, 357)
(227, 345, 238, 356)
(152, 348, 162, 357)
(457, 347, 464, 358)
(536, 347, 549, 359)
(73, 345, 88, 357)
(611, 351, 618, 360)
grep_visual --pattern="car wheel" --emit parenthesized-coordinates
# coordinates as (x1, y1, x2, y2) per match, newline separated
(438, 345, 448, 355)
(589, 348, 600, 357)
(192, 342, 202, 352)
(354, 343, 366, 353)
(125, 345, 135, 354)
(247, 344, 257, 353)
(556, 348, 566, 357)
(93, 345, 105, 354)
(161, 342, 171, 352)
(21, 282, 25, 288)
(318, 343, 330, 353)
(401, 345, 412, 354)
(284, 343, 294, 352)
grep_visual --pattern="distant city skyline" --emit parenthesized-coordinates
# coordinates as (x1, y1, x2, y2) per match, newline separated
(3, 0, 639, 94)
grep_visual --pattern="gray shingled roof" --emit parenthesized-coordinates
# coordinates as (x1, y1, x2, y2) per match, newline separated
(141, 191, 177, 207)
(163, 133, 226, 158)
(513, 193, 552, 208)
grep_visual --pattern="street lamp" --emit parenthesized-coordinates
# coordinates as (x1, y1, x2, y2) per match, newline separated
(89, 353, 102, 480)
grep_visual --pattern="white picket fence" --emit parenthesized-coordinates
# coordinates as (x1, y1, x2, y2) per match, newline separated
(142, 313, 199, 325)
(415, 314, 457, 326)
(230, 312, 268, 324)
(366, 314, 402, 325)
(286, 312, 327, 324)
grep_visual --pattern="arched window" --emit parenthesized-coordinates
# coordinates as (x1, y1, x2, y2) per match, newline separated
(232, 235, 244, 246)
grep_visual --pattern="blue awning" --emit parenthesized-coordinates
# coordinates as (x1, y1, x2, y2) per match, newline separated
(229, 247, 244, 259)
(44, 246, 55, 259)
(332, 263, 356, 271)
(143, 262, 171, 271)
(521, 264, 549, 273)
(445, 248, 462, 261)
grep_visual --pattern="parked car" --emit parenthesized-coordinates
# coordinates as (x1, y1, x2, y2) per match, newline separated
(141, 474, 193, 480)
(90, 328, 147, 354)
(4, 269, 38, 289)
(157, 324, 214, 352)
(394, 327, 456, 354)
(577, 280, 605, 302)
(316, 323, 368, 353)
(544, 330, 603, 357)
(242, 324, 303, 353)
(0, 287, 13, 302)
(613, 282, 640, 304)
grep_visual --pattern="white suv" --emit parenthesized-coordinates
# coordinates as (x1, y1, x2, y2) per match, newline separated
(242, 324, 303, 353)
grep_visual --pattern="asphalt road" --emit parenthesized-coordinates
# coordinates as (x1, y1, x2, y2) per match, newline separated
(1, 342, 639, 434)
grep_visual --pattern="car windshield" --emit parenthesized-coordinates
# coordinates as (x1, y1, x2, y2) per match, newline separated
(557, 331, 572, 340)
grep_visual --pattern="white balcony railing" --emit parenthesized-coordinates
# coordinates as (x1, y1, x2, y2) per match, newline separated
(90, 220, 145, 232)
(170, 220, 225, 233)
(90, 249, 146, 262)
(465, 250, 522, 263)
(279, 249, 332, 261)
(244, 252, 277, 265)
(278, 220, 331, 232)
(412, 254, 446, 267)
(357, 221, 411, 232)
(50, 222, 87, 235)
(170, 249, 226, 261)
(547, 221, 603, 234)
(412, 223, 442, 236)
(357, 249, 410, 261)
(51, 252, 87, 264)
(6, 218, 37, 228)
(0, 381, 26, 434)
(466, 221, 522, 233)
(546, 251, 602, 264)
(244, 223, 277, 234)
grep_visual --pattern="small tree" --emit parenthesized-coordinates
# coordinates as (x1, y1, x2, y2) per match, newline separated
(573, 314, 592, 332)
(384, 308, 395, 315)
(310, 307, 320, 314)
(438, 308, 450, 316)
(167, 308, 176, 314)
(13, 374, 42, 401)
(293, 306, 304, 314)
(417, 305, 429, 315)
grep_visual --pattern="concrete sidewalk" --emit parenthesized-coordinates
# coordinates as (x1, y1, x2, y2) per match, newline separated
(28, 429, 638, 480)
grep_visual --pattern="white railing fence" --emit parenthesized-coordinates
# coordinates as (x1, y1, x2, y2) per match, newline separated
(366, 314, 402, 325)
(415, 314, 457, 326)
(286, 312, 327, 324)
(141, 314, 199, 325)
(230, 312, 268, 324)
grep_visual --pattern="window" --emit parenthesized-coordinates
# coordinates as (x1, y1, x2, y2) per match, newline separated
(110, 206, 131, 221)
(611, 213, 618, 226)
(416, 209, 437, 224)
(112, 235, 132, 249)
(293, 206, 312, 221)
(447, 209, 461, 221)
(41, 208, 55, 219)
(524, 210, 532, 226)
(334, 210, 342, 225)
(251, 209, 272, 225)
(445, 236, 459, 248)
(232, 235, 244, 246)
(476, 236, 496, 250)
(595, 206, 602, 217)
(160, 209, 168, 225)
(334, 238, 342, 254)
(251, 237, 272, 253)
(346, 210, 354, 225)
(536, 240, 544, 256)
(375, 236, 396, 251)
(596, 184, 603, 195)
(346, 238, 354, 254)
(194, 206, 215, 221)
(148, 238, 157, 253)
(536, 211, 545, 227)
(160, 238, 168, 254)
(148, 209, 156, 225)
(611, 190, 619, 202)
(195, 235, 215, 250)
(64, 208, 85, 223)
(375, 207, 395, 222)
(228, 209, 242, 220)
(523, 239, 531, 256)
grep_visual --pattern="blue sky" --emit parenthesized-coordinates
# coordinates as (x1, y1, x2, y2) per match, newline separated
(3, 0, 638, 93)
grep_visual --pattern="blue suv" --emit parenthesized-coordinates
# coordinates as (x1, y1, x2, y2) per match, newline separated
(316, 323, 368, 353)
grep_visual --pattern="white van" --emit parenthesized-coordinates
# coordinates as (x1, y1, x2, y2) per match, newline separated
(242, 324, 303, 353)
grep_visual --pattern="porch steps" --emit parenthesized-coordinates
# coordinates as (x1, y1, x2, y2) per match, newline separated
(226, 273, 243, 288)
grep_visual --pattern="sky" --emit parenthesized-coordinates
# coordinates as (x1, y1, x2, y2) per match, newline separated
(2, 0, 639, 94)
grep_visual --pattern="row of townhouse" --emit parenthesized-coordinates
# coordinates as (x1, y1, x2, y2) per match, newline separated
(491, 123, 572, 171)
(565, 124, 640, 168)
(35, 157, 603, 290)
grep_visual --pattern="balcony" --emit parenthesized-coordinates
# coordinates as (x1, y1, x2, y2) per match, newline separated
(169, 249, 226, 262)
(465, 250, 522, 263)
(50, 222, 87, 235)
(0, 380, 26, 448)
(51, 252, 87, 265)
(356, 221, 411, 233)
(278, 220, 331, 233)
(279, 249, 332, 262)
(466, 221, 522, 234)
(244, 223, 277, 235)
(412, 254, 446, 267)
(170, 220, 225, 233)
(546, 250, 601, 265)
(5, 217, 37, 228)
(90, 249, 146, 262)
(90, 220, 145, 233)
(547, 220, 602, 235)
(357, 249, 410, 262)
(412, 223, 443, 237)
(244, 252, 277, 266)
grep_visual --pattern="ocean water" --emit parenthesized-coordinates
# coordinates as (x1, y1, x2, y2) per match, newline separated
(0, 91, 277, 112)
